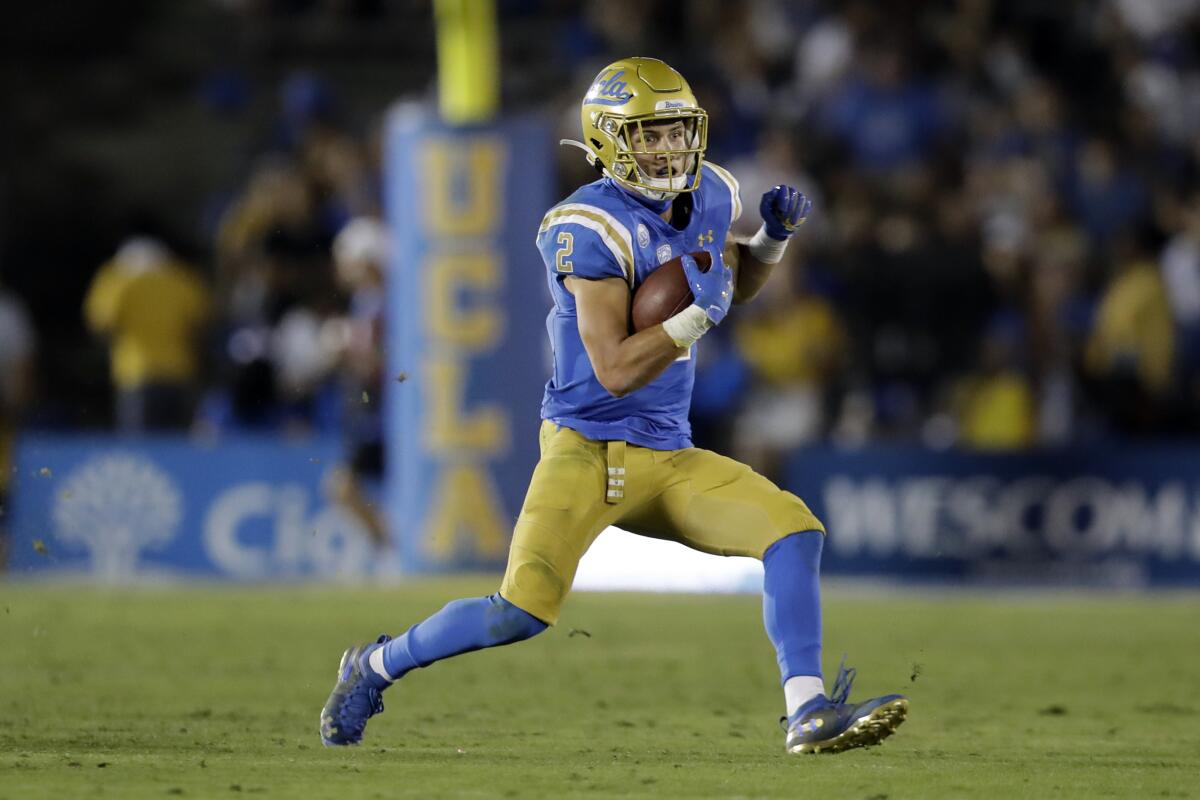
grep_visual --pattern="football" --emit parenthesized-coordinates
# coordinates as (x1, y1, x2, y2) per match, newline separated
(631, 250, 713, 332)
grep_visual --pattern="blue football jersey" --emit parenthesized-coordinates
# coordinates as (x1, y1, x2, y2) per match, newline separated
(535, 162, 743, 450)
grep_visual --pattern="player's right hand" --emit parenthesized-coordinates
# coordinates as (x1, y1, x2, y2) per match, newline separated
(760, 185, 812, 241)
(681, 251, 734, 325)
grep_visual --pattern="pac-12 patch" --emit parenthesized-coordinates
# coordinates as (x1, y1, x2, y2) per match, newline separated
(656, 244, 673, 264)
(637, 223, 650, 249)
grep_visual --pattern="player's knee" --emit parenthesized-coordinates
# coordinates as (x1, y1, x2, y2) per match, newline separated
(757, 496, 825, 560)
(487, 594, 549, 643)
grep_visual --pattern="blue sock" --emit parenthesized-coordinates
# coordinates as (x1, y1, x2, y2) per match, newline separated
(377, 594, 547, 682)
(762, 531, 824, 684)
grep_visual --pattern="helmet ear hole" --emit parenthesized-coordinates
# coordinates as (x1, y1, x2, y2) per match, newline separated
(590, 138, 604, 150)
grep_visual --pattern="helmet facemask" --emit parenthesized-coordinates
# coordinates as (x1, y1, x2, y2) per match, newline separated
(602, 112, 708, 201)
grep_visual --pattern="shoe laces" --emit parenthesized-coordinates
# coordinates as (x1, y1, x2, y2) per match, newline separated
(358, 635, 390, 717)
(829, 654, 857, 706)
(337, 654, 387, 731)
(336, 682, 384, 737)
(366, 686, 384, 716)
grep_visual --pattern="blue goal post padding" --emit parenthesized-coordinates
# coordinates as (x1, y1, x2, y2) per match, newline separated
(382, 107, 552, 573)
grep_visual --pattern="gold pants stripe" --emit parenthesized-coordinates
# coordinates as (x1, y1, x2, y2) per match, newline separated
(605, 439, 626, 503)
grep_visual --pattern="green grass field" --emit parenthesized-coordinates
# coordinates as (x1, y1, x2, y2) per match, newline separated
(1, 579, 1198, 799)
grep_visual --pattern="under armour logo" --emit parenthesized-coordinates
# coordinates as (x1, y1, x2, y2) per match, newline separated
(797, 717, 825, 734)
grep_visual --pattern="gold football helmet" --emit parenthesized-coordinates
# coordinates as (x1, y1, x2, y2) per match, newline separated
(568, 57, 708, 199)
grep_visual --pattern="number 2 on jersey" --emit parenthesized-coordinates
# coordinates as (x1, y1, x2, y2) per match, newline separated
(555, 231, 574, 273)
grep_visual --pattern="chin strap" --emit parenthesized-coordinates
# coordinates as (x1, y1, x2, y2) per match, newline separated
(629, 182, 679, 204)
(625, 185, 676, 212)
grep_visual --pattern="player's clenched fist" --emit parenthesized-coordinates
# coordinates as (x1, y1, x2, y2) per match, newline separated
(759, 185, 812, 241)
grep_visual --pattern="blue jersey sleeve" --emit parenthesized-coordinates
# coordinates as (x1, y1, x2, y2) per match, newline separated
(536, 204, 634, 284)
(702, 161, 743, 227)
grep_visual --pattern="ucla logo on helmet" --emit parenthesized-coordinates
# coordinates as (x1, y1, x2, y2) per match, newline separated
(586, 69, 633, 106)
(655, 99, 689, 110)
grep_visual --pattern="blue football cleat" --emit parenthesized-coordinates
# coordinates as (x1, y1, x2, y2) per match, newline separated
(784, 657, 908, 754)
(319, 635, 391, 746)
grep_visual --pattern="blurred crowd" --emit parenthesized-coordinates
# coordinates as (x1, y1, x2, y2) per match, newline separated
(74, 63, 392, 539)
(554, 0, 1200, 478)
(6, 0, 1200, 488)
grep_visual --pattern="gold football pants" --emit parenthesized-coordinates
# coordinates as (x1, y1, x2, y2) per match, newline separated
(499, 421, 825, 624)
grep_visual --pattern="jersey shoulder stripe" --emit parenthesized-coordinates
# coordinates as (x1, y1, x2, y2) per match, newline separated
(703, 161, 742, 225)
(538, 203, 634, 285)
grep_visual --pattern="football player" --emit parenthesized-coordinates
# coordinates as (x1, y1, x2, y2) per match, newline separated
(321, 57, 907, 755)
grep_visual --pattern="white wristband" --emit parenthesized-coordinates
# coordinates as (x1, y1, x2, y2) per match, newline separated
(661, 304, 712, 348)
(747, 224, 789, 264)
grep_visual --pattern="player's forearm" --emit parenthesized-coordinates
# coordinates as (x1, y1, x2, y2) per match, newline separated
(732, 242, 776, 304)
(592, 326, 686, 397)
(732, 185, 812, 304)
